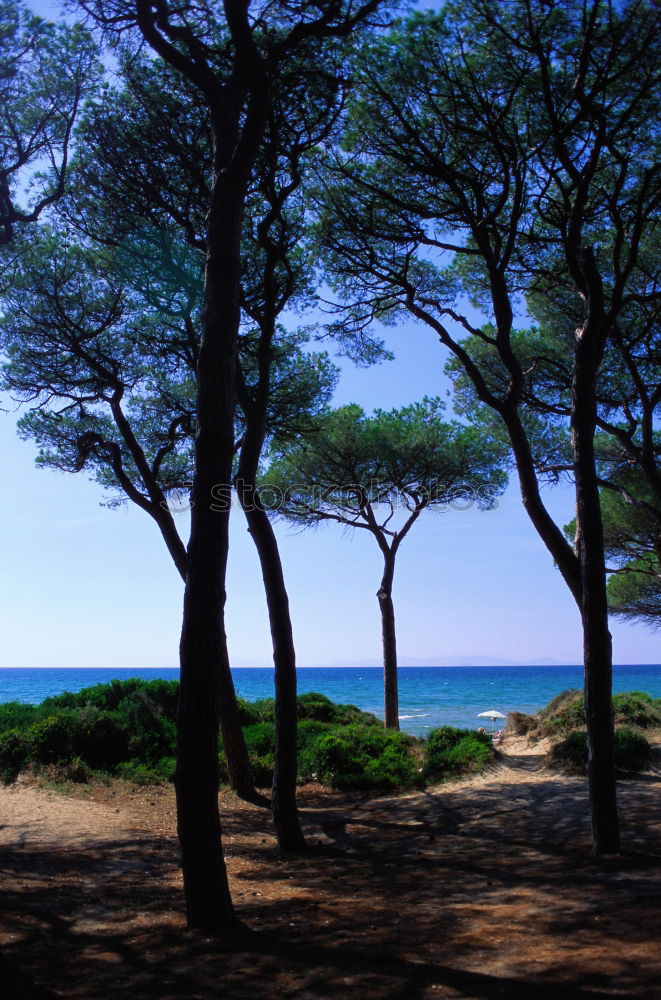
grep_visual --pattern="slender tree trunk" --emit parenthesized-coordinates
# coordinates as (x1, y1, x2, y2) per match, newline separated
(239, 491, 306, 851)
(377, 551, 399, 729)
(176, 174, 248, 930)
(132, 0, 271, 934)
(572, 327, 620, 856)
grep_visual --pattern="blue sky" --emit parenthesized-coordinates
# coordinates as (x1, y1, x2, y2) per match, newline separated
(1, 315, 658, 668)
(1, 0, 658, 669)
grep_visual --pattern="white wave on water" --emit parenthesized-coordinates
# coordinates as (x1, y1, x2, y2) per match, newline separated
(399, 713, 431, 719)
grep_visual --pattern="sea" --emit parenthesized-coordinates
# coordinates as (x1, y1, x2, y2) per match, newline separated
(1, 664, 660, 737)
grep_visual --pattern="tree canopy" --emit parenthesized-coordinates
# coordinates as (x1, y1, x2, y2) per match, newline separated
(0, 1, 98, 244)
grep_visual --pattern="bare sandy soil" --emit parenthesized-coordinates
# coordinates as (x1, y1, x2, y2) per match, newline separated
(0, 736, 659, 1000)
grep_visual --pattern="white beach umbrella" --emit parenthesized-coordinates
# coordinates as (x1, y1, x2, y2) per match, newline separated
(477, 709, 506, 732)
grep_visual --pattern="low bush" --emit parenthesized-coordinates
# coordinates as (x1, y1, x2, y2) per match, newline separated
(237, 698, 262, 726)
(612, 692, 661, 729)
(297, 692, 380, 727)
(550, 727, 652, 773)
(27, 708, 130, 771)
(549, 730, 588, 771)
(28, 711, 78, 764)
(0, 728, 30, 783)
(539, 689, 661, 740)
(248, 692, 381, 728)
(72, 707, 131, 770)
(539, 690, 585, 734)
(0, 701, 39, 735)
(243, 723, 276, 787)
(115, 757, 176, 785)
(424, 726, 494, 780)
(297, 719, 329, 780)
(614, 728, 652, 771)
(312, 724, 417, 790)
(41, 678, 145, 714)
(115, 692, 176, 764)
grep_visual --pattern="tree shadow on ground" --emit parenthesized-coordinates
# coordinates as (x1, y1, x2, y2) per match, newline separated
(0, 769, 659, 999)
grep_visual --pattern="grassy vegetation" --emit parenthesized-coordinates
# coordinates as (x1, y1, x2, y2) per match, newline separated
(0, 681, 496, 790)
(529, 688, 659, 774)
(1, 681, 656, 787)
(550, 728, 652, 773)
(539, 689, 661, 735)
(423, 726, 495, 781)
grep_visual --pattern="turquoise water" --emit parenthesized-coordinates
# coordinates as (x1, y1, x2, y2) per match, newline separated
(1, 664, 659, 736)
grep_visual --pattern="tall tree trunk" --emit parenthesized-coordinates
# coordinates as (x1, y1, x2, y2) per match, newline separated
(132, 0, 271, 934)
(377, 551, 399, 729)
(107, 396, 254, 801)
(572, 329, 620, 856)
(239, 489, 306, 851)
(176, 175, 248, 930)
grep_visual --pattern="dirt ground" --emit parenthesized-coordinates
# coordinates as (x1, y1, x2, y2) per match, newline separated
(0, 736, 659, 1000)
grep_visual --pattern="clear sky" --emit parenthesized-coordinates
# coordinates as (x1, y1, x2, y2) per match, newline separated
(1, 1, 658, 669)
(1, 314, 658, 668)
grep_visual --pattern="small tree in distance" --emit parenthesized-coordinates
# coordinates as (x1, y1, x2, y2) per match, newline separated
(262, 399, 508, 728)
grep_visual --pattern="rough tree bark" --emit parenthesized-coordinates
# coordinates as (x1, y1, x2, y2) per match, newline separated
(238, 484, 306, 851)
(377, 550, 399, 730)
(570, 249, 620, 854)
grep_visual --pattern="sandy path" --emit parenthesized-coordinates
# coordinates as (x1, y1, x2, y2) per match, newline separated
(0, 741, 659, 999)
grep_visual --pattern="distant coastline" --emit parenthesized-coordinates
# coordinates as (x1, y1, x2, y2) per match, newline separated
(3, 660, 660, 670)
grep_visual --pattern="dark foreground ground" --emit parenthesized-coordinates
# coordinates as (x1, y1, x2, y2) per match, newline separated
(1, 743, 659, 999)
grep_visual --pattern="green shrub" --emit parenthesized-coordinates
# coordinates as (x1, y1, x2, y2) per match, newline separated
(237, 698, 262, 726)
(243, 723, 276, 787)
(424, 726, 494, 780)
(539, 689, 582, 720)
(115, 757, 176, 785)
(0, 728, 30, 783)
(41, 678, 143, 713)
(28, 709, 129, 770)
(312, 724, 417, 790)
(28, 711, 78, 764)
(363, 740, 418, 789)
(243, 723, 276, 755)
(0, 701, 39, 734)
(612, 692, 661, 729)
(72, 707, 130, 770)
(114, 692, 176, 763)
(549, 730, 588, 771)
(250, 698, 276, 722)
(297, 692, 380, 726)
(539, 689, 661, 740)
(296, 692, 340, 723)
(551, 728, 652, 772)
(296, 719, 328, 780)
(539, 690, 585, 734)
(614, 728, 651, 770)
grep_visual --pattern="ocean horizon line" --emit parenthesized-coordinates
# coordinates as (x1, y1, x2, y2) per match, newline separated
(1, 662, 660, 670)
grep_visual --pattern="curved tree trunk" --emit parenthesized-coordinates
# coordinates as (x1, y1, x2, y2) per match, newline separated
(378, 551, 399, 729)
(239, 492, 306, 851)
